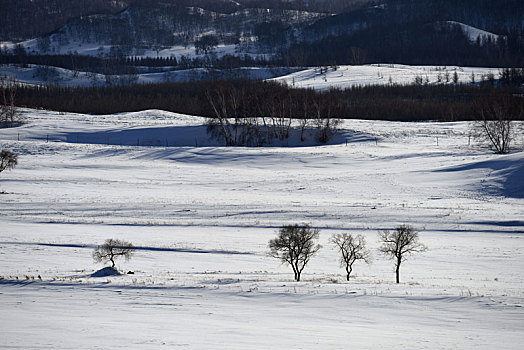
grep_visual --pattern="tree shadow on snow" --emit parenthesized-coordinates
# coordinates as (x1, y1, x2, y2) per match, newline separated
(0, 241, 252, 256)
(58, 125, 375, 149)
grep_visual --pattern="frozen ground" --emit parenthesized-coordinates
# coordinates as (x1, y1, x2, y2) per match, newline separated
(1, 109, 523, 349)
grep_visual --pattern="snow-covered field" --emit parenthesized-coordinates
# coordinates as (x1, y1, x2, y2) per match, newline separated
(1, 109, 523, 349)
(273, 64, 503, 91)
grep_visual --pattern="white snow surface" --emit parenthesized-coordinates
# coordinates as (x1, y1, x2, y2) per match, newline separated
(1, 109, 524, 349)
(273, 64, 503, 91)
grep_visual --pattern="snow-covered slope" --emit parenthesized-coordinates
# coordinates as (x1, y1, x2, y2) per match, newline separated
(1, 109, 523, 349)
(0, 64, 297, 87)
(272, 64, 502, 91)
(440, 21, 501, 43)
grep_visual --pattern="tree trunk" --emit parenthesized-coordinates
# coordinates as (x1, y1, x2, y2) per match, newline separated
(395, 258, 401, 283)
(346, 264, 353, 281)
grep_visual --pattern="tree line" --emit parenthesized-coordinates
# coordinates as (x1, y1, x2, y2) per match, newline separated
(10, 79, 524, 121)
(0, 52, 178, 70)
(0, 51, 276, 73)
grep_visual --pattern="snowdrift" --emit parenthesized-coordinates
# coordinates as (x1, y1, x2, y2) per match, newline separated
(437, 152, 524, 199)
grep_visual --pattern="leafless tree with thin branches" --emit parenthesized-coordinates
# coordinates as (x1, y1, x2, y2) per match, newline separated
(473, 95, 520, 154)
(0, 77, 21, 128)
(378, 225, 426, 283)
(268, 223, 321, 282)
(0, 149, 18, 173)
(331, 233, 371, 281)
(93, 238, 134, 269)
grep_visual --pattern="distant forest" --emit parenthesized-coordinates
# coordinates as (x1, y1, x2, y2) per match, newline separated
(285, 0, 524, 67)
(1, 0, 523, 68)
(0, 0, 367, 41)
(11, 80, 524, 122)
(2, 0, 523, 123)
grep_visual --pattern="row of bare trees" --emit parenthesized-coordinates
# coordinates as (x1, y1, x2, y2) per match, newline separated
(269, 223, 426, 283)
(91, 224, 425, 284)
(205, 81, 341, 146)
(205, 82, 521, 150)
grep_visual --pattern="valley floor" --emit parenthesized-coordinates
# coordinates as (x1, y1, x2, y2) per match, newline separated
(1, 109, 523, 349)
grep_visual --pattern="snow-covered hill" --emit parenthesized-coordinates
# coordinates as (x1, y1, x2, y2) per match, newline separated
(1, 109, 523, 349)
(0, 64, 297, 87)
(272, 64, 502, 90)
(0, 63, 503, 88)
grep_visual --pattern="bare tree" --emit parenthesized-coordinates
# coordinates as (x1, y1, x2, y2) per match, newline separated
(298, 89, 313, 142)
(378, 225, 426, 284)
(349, 47, 367, 65)
(473, 96, 519, 154)
(331, 233, 371, 281)
(93, 238, 134, 269)
(0, 77, 21, 128)
(0, 149, 18, 173)
(205, 82, 248, 146)
(312, 94, 341, 144)
(268, 223, 321, 282)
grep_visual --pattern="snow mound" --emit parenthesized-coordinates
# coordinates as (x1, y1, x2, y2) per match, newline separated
(91, 267, 120, 277)
(437, 152, 524, 199)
